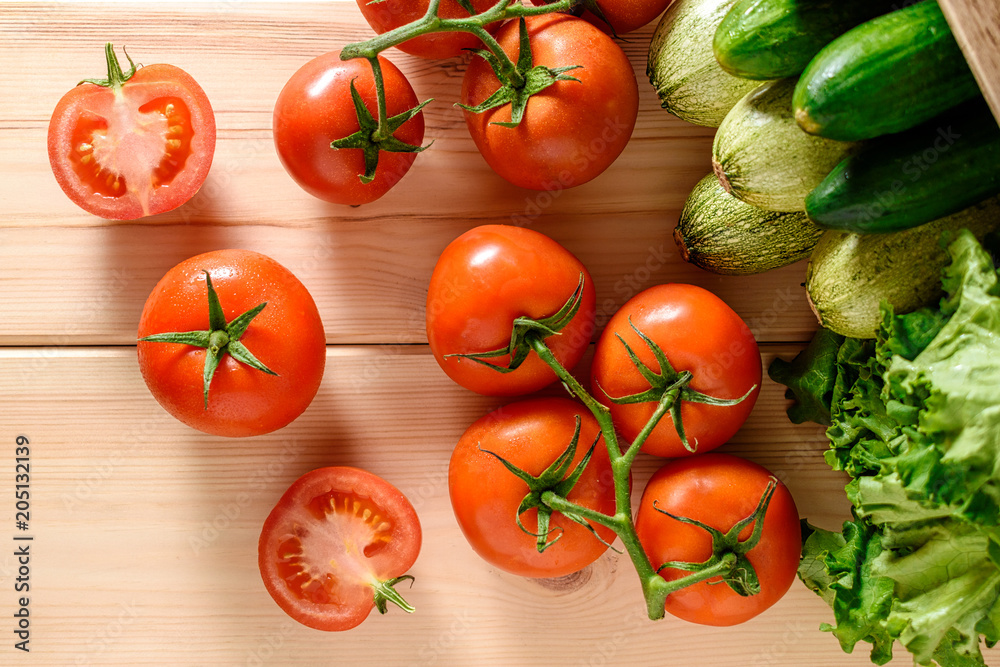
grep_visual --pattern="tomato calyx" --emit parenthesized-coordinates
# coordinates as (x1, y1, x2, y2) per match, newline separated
(595, 318, 758, 453)
(372, 575, 417, 615)
(479, 415, 615, 553)
(331, 57, 433, 185)
(78, 43, 138, 91)
(138, 270, 277, 408)
(456, 17, 581, 128)
(443, 272, 585, 373)
(340, 1, 583, 129)
(652, 478, 779, 597)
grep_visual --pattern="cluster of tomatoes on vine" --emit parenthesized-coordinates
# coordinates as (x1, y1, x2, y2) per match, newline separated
(47, 0, 680, 218)
(43, 0, 803, 636)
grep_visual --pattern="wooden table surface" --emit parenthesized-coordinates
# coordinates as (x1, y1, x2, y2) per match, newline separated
(0, 2, 995, 666)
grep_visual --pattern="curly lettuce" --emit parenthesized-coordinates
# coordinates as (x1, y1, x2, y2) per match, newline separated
(771, 230, 1000, 666)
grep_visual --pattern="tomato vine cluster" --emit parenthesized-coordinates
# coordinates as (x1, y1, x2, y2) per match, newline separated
(428, 224, 801, 624)
(44, 0, 802, 637)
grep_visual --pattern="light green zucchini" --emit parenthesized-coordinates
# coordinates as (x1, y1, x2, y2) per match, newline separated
(647, 0, 766, 127)
(712, 78, 860, 212)
(806, 196, 1000, 338)
(674, 173, 824, 274)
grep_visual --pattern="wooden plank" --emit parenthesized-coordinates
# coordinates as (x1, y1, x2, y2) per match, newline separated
(940, 0, 1000, 121)
(0, 344, 886, 666)
(0, 2, 820, 346)
(4, 1, 999, 665)
(0, 224, 816, 346)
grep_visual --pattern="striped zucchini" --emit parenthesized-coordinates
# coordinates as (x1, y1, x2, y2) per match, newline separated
(712, 78, 861, 212)
(647, 0, 765, 127)
(674, 174, 824, 275)
(793, 0, 981, 142)
(806, 196, 1000, 338)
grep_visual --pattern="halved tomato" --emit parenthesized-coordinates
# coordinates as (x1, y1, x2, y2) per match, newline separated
(47, 44, 216, 220)
(258, 467, 422, 631)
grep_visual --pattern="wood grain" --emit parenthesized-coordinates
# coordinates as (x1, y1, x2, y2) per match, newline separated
(940, 0, 1000, 121)
(1, 2, 998, 666)
(0, 1, 820, 347)
(1, 344, 868, 667)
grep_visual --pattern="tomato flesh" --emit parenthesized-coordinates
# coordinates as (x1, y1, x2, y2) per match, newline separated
(274, 493, 394, 604)
(48, 61, 215, 220)
(259, 467, 422, 631)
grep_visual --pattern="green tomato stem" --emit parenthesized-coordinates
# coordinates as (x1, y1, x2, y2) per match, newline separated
(79, 43, 138, 91)
(528, 336, 611, 434)
(527, 336, 677, 618)
(339, 0, 577, 89)
(367, 56, 391, 143)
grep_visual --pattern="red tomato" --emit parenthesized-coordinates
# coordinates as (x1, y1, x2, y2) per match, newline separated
(356, 0, 499, 60)
(426, 224, 596, 396)
(460, 14, 639, 190)
(590, 284, 761, 457)
(258, 467, 422, 631)
(530, 0, 674, 34)
(273, 53, 424, 205)
(137, 249, 326, 437)
(47, 44, 216, 220)
(449, 398, 618, 578)
(635, 454, 801, 626)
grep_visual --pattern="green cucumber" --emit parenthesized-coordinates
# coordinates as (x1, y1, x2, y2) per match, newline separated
(806, 196, 1000, 339)
(674, 174, 824, 275)
(713, 0, 897, 80)
(712, 78, 860, 212)
(647, 0, 766, 128)
(806, 98, 1000, 234)
(793, 0, 982, 142)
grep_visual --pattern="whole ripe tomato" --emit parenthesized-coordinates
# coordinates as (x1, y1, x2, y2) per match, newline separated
(530, 0, 675, 34)
(590, 284, 761, 457)
(258, 467, 422, 631)
(460, 14, 639, 190)
(426, 224, 596, 396)
(356, 0, 499, 59)
(273, 53, 424, 206)
(47, 44, 216, 220)
(635, 454, 801, 626)
(449, 398, 619, 578)
(137, 249, 326, 437)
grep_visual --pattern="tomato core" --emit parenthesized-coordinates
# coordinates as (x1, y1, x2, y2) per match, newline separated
(271, 491, 396, 605)
(69, 92, 198, 216)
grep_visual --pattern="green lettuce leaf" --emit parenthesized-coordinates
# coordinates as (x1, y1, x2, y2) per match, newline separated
(799, 515, 896, 665)
(774, 229, 1000, 666)
(767, 327, 844, 426)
